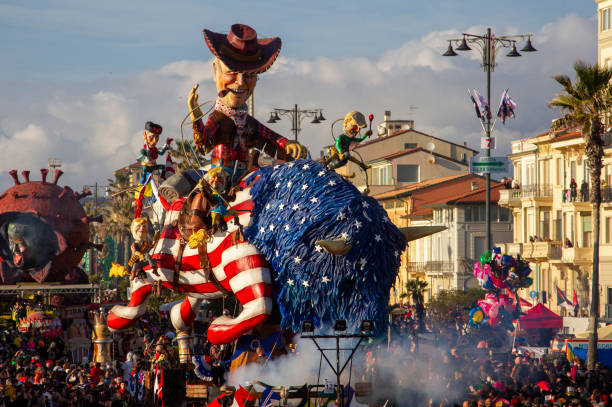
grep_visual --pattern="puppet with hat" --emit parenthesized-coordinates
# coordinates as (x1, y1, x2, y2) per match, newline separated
(137, 121, 173, 184)
(187, 24, 308, 186)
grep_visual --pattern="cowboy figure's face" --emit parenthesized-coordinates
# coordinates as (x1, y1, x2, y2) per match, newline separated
(213, 59, 257, 108)
(144, 131, 159, 149)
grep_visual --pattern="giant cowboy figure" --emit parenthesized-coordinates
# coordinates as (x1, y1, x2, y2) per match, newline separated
(187, 24, 308, 184)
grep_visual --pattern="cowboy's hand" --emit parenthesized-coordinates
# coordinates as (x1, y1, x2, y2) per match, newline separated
(285, 141, 308, 159)
(188, 84, 203, 122)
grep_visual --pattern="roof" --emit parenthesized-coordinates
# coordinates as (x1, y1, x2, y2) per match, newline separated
(376, 147, 470, 167)
(437, 182, 505, 205)
(551, 131, 582, 143)
(352, 127, 479, 153)
(373, 173, 473, 200)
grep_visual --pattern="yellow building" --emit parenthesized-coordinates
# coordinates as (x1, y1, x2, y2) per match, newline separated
(597, 0, 612, 68)
(498, 129, 612, 317)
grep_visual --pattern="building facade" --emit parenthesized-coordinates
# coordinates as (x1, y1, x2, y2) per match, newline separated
(377, 174, 512, 302)
(498, 130, 612, 317)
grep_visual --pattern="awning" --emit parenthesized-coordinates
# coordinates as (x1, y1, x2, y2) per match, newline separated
(520, 303, 562, 330)
(399, 226, 447, 242)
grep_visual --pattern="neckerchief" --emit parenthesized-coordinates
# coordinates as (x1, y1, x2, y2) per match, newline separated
(214, 98, 248, 153)
(214, 99, 248, 131)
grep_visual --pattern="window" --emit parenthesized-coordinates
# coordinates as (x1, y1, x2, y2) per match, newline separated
(499, 207, 510, 222)
(605, 217, 611, 244)
(465, 206, 486, 222)
(404, 143, 418, 150)
(397, 165, 419, 183)
(603, 8, 611, 31)
(371, 163, 393, 185)
(582, 214, 592, 248)
(460, 153, 466, 163)
(554, 210, 562, 242)
(383, 200, 395, 209)
(539, 210, 550, 239)
(556, 158, 562, 186)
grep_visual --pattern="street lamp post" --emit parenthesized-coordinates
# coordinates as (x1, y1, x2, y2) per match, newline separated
(443, 28, 536, 250)
(267, 104, 325, 141)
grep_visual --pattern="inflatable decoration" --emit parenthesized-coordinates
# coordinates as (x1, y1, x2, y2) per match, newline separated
(468, 306, 486, 328)
(108, 160, 407, 344)
(0, 169, 101, 284)
(471, 247, 532, 329)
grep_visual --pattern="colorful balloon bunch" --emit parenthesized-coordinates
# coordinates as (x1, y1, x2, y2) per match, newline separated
(473, 247, 532, 292)
(469, 247, 532, 329)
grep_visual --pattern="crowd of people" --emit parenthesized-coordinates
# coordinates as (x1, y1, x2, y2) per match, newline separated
(365, 309, 612, 407)
(3, 296, 612, 407)
(0, 300, 219, 406)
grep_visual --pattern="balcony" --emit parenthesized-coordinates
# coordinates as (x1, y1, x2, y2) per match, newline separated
(521, 241, 562, 261)
(495, 242, 522, 256)
(561, 247, 592, 264)
(498, 189, 521, 208)
(498, 185, 553, 207)
(520, 184, 553, 200)
(406, 261, 454, 277)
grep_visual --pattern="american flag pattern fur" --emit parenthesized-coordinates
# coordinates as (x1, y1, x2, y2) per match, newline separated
(107, 174, 273, 345)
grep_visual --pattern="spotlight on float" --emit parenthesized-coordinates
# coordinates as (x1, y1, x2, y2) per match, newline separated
(334, 320, 347, 332)
(360, 320, 374, 333)
(301, 320, 314, 333)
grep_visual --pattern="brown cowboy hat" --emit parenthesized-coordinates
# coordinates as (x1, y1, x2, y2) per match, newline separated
(203, 24, 281, 74)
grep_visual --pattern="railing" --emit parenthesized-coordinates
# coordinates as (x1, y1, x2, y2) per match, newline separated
(521, 241, 562, 260)
(561, 186, 612, 203)
(406, 261, 454, 275)
(520, 184, 553, 198)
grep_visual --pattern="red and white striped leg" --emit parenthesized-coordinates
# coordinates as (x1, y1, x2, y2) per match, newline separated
(207, 243, 274, 345)
(107, 281, 153, 331)
(170, 296, 203, 332)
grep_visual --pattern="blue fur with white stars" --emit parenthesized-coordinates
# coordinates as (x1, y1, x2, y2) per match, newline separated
(243, 159, 406, 334)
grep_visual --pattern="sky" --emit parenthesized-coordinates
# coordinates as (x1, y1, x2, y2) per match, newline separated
(0, 0, 598, 192)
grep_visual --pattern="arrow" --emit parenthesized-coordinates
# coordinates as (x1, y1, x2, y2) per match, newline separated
(472, 161, 505, 167)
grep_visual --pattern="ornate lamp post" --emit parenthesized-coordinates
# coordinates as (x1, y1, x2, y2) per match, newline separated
(267, 104, 325, 141)
(443, 28, 536, 250)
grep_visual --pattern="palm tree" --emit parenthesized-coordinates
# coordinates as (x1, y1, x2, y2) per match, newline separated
(549, 61, 612, 370)
(99, 172, 134, 266)
(169, 139, 206, 171)
(405, 278, 428, 331)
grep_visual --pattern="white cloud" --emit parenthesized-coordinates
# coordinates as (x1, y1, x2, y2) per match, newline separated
(0, 13, 597, 193)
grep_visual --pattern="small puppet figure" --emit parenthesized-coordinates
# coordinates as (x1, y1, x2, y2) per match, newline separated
(205, 167, 231, 233)
(137, 121, 173, 184)
(128, 217, 157, 279)
(325, 111, 373, 171)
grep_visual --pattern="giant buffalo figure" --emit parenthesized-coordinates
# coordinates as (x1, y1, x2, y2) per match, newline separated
(107, 160, 407, 344)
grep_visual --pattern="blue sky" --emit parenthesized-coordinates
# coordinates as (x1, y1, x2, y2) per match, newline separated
(0, 0, 598, 190)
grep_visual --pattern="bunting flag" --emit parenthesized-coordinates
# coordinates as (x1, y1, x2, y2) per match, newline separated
(572, 288, 579, 308)
(471, 89, 492, 121)
(165, 154, 175, 177)
(231, 386, 255, 407)
(497, 89, 517, 124)
(556, 286, 575, 314)
(153, 363, 163, 407)
(149, 178, 171, 211)
(134, 173, 152, 218)
(260, 386, 281, 407)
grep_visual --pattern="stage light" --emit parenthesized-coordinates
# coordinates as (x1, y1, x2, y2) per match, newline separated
(301, 320, 314, 333)
(333, 320, 347, 332)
